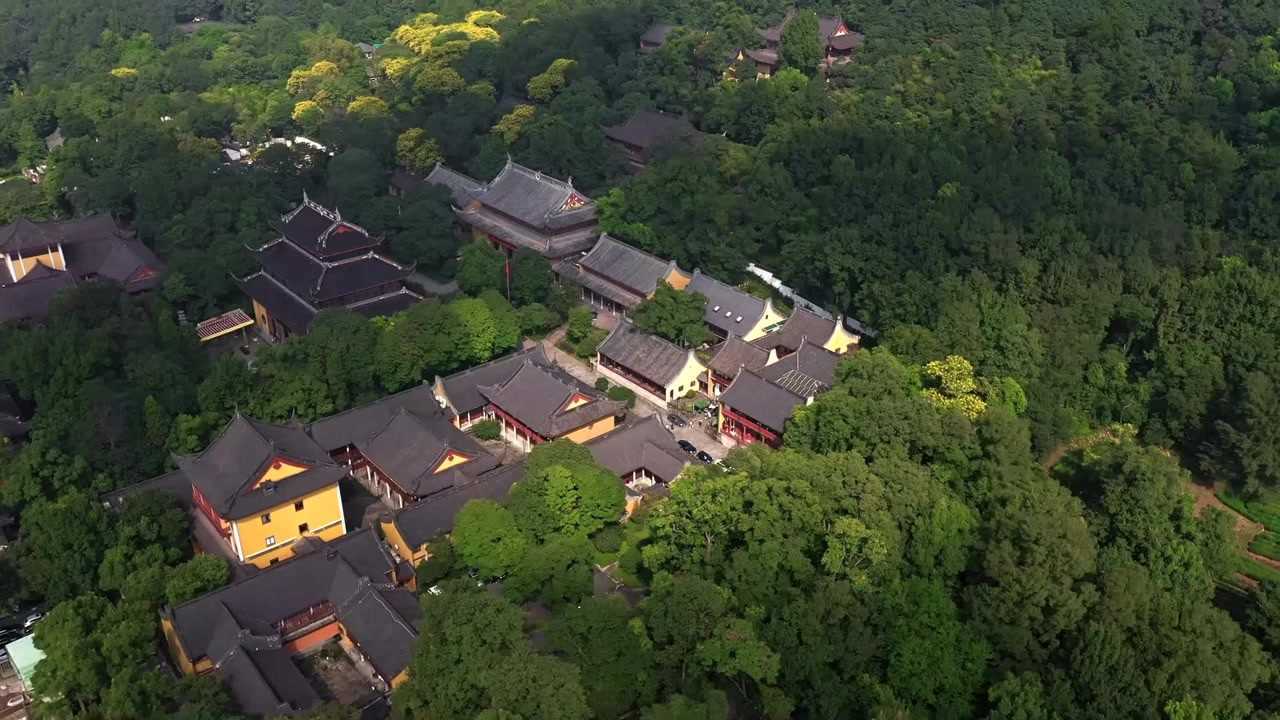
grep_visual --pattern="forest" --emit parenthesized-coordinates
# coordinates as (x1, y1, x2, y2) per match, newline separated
(1, 0, 1280, 717)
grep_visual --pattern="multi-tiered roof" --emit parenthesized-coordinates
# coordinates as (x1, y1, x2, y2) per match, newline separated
(238, 194, 420, 335)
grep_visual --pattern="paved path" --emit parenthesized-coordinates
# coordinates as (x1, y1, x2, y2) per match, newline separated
(538, 326, 729, 461)
(409, 272, 458, 297)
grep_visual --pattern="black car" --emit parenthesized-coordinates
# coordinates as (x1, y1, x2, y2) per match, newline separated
(678, 439, 697, 454)
(667, 413, 688, 428)
(696, 450, 715, 464)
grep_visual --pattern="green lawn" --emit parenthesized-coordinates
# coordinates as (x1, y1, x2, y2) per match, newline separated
(1218, 491, 1280, 533)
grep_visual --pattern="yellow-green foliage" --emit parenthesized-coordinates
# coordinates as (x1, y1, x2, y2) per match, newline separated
(492, 104, 536, 143)
(527, 58, 576, 101)
(109, 67, 139, 79)
(291, 99, 322, 124)
(392, 12, 502, 55)
(287, 60, 339, 95)
(382, 57, 416, 81)
(922, 355, 987, 419)
(347, 95, 390, 118)
(415, 64, 466, 95)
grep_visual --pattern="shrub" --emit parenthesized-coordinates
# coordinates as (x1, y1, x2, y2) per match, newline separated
(417, 539, 456, 587)
(1252, 532, 1280, 561)
(573, 327, 608, 359)
(591, 525, 623, 554)
(1219, 492, 1280, 532)
(471, 419, 501, 441)
(594, 378, 610, 392)
(607, 385, 636, 408)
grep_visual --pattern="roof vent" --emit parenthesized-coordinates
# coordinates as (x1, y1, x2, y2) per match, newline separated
(263, 482, 276, 495)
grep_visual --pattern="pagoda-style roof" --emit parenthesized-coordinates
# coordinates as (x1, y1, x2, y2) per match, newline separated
(0, 264, 77, 324)
(173, 413, 339, 521)
(424, 164, 486, 207)
(555, 235, 686, 309)
(706, 335, 774, 379)
(687, 270, 771, 337)
(477, 159, 597, 231)
(478, 361, 624, 439)
(355, 407, 499, 498)
(253, 238, 413, 304)
(719, 367, 804, 435)
(598, 320, 701, 387)
(237, 271, 318, 334)
(584, 416, 688, 484)
(389, 464, 525, 550)
(435, 346, 550, 417)
(308, 384, 442, 451)
(63, 232, 163, 291)
(0, 215, 122, 254)
(603, 111, 701, 152)
(278, 193, 381, 260)
(757, 340, 840, 397)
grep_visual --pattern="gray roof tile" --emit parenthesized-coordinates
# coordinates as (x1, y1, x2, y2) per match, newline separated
(356, 408, 498, 497)
(752, 307, 837, 354)
(598, 320, 695, 386)
(719, 368, 804, 434)
(603, 111, 700, 151)
(575, 235, 683, 298)
(584, 416, 688, 483)
(687, 270, 768, 336)
(757, 340, 840, 397)
(477, 159, 597, 231)
(478, 362, 624, 439)
(392, 464, 525, 549)
(706, 335, 773, 378)
(436, 346, 549, 416)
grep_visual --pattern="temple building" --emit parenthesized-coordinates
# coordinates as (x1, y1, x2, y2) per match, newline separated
(583, 416, 688, 490)
(478, 361, 625, 450)
(0, 215, 164, 323)
(380, 464, 525, 580)
(717, 367, 806, 448)
(554, 235, 689, 314)
(428, 159, 600, 259)
(238, 193, 421, 341)
(703, 335, 776, 396)
(390, 163, 485, 206)
(639, 23, 676, 52)
(603, 110, 703, 171)
(172, 414, 348, 568)
(739, 11, 864, 78)
(595, 319, 707, 406)
(757, 339, 841, 397)
(162, 528, 420, 715)
(687, 269, 784, 341)
(752, 306, 862, 356)
(434, 346, 551, 429)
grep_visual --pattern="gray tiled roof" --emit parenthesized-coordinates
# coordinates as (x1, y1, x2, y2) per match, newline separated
(62, 234, 164, 291)
(167, 528, 416, 715)
(254, 238, 412, 303)
(575, 235, 683, 298)
(307, 384, 442, 450)
(348, 287, 424, 317)
(0, 264, 77, 323)
(279, 195, 381, 259)
(603, 111, 700, 152)
(554, 259, 643, 308)
(173, 414, 336, 520)
(707, 335, 772, 378)
(752, 307, 836, 354)
(758, 341, 840, 397)
(687, 270, 768, 336)
(356, 408, 499, 497)
(477, 159, 597, 231)
(391, 463, 525, 549)
(584, 416, 688, 483)
(640, 23, 676, 46)
(237, 271, 318, 335)
(598, 320, 695, 386)
(720, 368, 804, 434)
(458, 204, 598, 259)
(479, 362, 624, 439)
(436, 346, 549, 416)
(424, 164, 486, 206)
(0, 215, 121, 254)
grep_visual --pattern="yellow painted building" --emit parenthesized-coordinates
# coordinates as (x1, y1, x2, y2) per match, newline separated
(176, 413, 348, 569)
(596, 319, 708, 407)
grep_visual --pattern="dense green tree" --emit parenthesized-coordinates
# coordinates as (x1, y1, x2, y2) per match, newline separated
(548, 597, 659, 718)
(165, 555, 230, 606)
(509, 248, 553, 306)
(18, 491, 113, 602)
(452, 500, 527, 580)
(779, 10, 821, 74)
(456, 240, 506, 296)
(510, 441, 625, 541)
(631, 283, 709, 347)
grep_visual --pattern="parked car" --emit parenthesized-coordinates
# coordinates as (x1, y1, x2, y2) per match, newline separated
(677, 439, 697, 454)
(22, 611, 43, 630)
(696, 451, 715, 464)
(667, 413, 688, 428)
(6, 694, 25, 708)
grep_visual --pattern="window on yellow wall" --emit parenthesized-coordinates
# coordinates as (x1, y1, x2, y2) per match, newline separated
(298, 523, 309, 534)
(294, 500, 304, 511)
(265, 535, 276, 547)
(261, 512, 272, 524)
